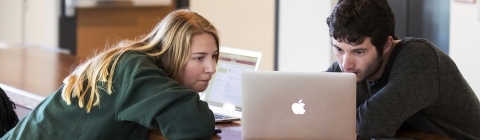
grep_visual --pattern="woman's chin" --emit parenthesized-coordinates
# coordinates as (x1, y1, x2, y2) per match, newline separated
(192, 85, 208, 92)
(186, 81, 210, 92)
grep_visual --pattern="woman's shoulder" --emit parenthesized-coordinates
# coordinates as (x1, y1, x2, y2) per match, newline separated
(114, 50, 163, 76)
(117, 50, 156, 66)
(119, 50, 150, 60)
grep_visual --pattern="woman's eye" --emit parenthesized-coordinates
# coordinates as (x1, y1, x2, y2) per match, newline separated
(195, 57, 204, 61)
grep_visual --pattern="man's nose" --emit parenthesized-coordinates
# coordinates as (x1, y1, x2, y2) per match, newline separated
(342, 55, 354, 71)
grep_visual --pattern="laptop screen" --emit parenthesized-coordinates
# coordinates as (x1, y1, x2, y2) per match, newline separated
(200, 46, 262, 112)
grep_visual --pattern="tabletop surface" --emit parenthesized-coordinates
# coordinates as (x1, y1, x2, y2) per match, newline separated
(0, 46, 77, 97)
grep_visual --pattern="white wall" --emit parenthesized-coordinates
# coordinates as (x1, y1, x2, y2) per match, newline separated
(24, 0, 59, 48)
(450, 0, 480, 96)
(0, 0, 23, 44)
(190, 0, 276, 71)
(278, 0, 335, 72)
(0, 0, 59, 48)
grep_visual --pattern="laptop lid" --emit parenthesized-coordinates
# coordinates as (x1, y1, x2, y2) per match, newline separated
(200, 46, 262, 119)
(241, 71, 356, 140)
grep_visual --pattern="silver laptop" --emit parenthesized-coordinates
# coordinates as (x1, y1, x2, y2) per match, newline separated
(200, 46, 262, 122)
(241, 71, 357, 139)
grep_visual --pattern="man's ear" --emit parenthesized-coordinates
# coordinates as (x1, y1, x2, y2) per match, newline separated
(383, 36, 394, 55)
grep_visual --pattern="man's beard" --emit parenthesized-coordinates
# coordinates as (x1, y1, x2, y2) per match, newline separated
(359, 56, 383, 83)
(339, 55, 384, 83)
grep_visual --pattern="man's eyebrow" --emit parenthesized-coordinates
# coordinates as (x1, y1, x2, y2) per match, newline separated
(331, 44, 369, 51)
(351, 47, 369, 51)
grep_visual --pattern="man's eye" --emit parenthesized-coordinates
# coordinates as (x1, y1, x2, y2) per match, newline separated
(335, 47, 343, 52)
(354, 51, 364, 55)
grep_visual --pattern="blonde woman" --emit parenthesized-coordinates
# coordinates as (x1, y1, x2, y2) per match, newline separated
(2, 9, 218, 140)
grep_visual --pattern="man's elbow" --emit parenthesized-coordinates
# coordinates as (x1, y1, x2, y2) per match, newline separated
(357, 124, 396, 140)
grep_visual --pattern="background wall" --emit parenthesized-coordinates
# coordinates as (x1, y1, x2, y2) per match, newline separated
(76, 5, 175, 61)
(277, 0, 335, 72)
(450, 0, 480, 97)
(190, 0, 276, 71)
(0, 1, 23, 44)
(0, 0, 59, 48)
(388, 0, 450, 54)
(25, 0, 59, 48)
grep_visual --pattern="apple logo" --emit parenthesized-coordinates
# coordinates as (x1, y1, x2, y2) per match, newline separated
(291, 99, 306, 115)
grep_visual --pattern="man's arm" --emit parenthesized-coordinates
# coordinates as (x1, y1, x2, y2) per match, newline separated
(325, 62, 341, 72)
(356, 42, 439, 139)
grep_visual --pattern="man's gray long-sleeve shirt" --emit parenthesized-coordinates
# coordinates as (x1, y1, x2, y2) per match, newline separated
(327, 37, 480, 139)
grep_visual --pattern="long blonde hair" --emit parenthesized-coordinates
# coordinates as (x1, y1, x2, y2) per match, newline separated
(61, 9, 219, 113)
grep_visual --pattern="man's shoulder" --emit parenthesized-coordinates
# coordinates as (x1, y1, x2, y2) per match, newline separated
(401, 37, 439, 51)
(325, 62, 342, 72)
